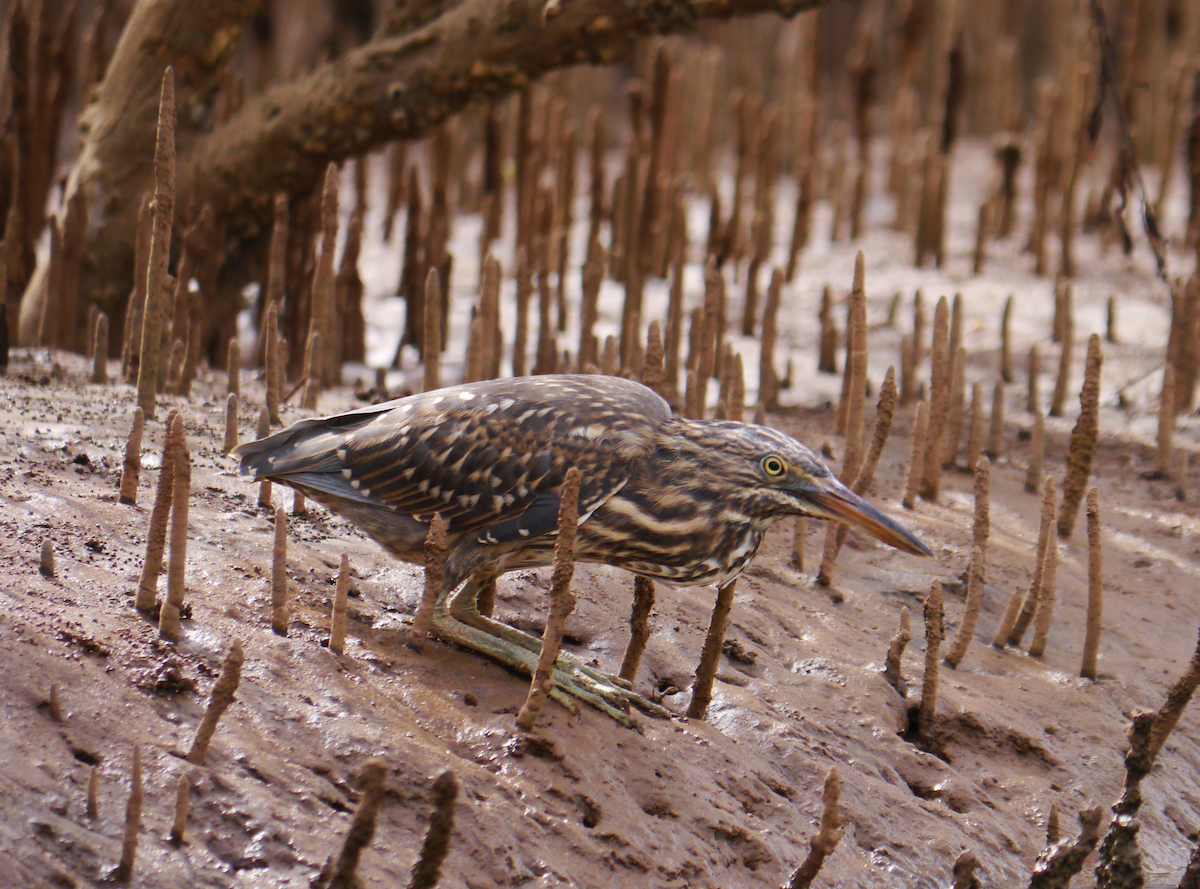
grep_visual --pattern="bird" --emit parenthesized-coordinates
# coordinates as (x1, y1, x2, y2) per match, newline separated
(234, 375, 930, 721)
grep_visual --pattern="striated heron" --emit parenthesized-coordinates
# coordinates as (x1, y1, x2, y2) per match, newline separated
(235, 375, 931, 721)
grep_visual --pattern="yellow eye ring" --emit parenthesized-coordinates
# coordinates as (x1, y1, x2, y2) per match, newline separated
(762, 456, 786, 477)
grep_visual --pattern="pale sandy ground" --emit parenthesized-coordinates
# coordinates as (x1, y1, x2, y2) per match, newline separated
(3, 138, 1200, 888)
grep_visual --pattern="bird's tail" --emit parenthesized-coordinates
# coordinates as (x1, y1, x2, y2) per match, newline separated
(232, 404, 389, 482)
(232, 403, 429, 552)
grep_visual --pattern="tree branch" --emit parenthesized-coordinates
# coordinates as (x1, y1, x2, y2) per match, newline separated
(23, 0, 834, 337)
(74, 0, 262, 226)
(19, 0, 261, 342)
(186, 0, 835, 236)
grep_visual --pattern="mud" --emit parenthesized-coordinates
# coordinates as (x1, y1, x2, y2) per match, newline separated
(2, 139, 1199, 888)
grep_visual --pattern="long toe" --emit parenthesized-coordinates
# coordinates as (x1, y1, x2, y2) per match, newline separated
(554, 661, 670, 720)
(430, 611, 666, 725)
(451, 610, 651, 705)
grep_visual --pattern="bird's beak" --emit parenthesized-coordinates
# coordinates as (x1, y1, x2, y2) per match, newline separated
(796, 478, 933, 557)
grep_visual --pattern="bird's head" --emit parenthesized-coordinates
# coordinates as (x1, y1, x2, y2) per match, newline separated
(684, 421, 933, 558)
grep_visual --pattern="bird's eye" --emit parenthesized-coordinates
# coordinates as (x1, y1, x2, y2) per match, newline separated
(762, 456, 786, 477)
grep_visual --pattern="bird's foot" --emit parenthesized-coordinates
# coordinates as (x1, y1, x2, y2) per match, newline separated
(557, 655, 669, 721)
(429, 608, 668, 725)
(454, 606, 636, 691)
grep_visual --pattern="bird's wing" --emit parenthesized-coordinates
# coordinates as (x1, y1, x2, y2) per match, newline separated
(235, 375, 668, 541)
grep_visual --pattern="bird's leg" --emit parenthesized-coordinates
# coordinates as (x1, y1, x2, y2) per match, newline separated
(446, 572, 542, 652)
(431, 594, 637, 724)
(447, 574, 637, 691)
(435, 609, 669, 721)
(434, 576, 668, 721)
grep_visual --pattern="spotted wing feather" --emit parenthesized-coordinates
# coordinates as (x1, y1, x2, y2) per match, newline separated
(235, 375, 669, 543)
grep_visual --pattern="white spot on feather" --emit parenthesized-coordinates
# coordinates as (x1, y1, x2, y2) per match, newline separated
(458, 391, 476, 401)
(342, 469, 353, 479)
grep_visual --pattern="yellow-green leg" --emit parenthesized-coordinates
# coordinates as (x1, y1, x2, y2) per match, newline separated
(448, 575, 631, 685)
(432, 576, 669, 722)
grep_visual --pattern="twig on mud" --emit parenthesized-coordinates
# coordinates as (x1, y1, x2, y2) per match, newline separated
(407, 770, 459, 889)
(315, 759, 389, 889)
(1029, 806, 1104, 889)
(114, 746, 142, 883)
(883, 606, 912, 694)
(409, 514, 448, 650)
(518, 468, 581, 729)
(169, 772, 191, 846)
(1086, 0, 1168, 282)
(786, 769, 844, 889)
(186, 639, 245, 765)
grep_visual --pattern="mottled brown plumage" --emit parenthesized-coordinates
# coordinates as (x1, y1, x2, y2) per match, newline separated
(236, 375, 929, 721)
